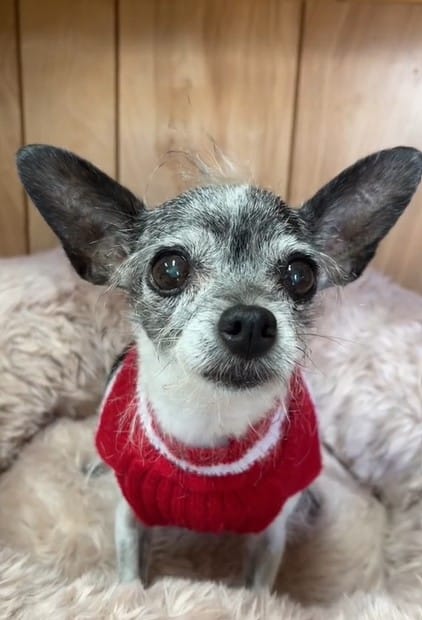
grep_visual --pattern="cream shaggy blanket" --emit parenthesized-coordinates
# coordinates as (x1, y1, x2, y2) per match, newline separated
(0, 249, 421, 620)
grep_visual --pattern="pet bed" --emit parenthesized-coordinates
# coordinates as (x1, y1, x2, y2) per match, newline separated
(0, 249, 421, 619)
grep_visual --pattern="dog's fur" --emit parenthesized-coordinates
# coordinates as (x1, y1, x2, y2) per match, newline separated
(16, 144, 422, 590)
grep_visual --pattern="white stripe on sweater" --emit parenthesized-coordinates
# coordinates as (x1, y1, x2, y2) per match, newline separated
(137, 385, 285, 477)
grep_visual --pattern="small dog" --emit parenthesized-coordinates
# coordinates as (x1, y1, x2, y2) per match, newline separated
(16, 144, 422, 590)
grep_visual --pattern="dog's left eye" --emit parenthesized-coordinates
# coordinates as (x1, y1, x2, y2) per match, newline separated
(283, 258, 317, 300)
(151, 252, 190, 293)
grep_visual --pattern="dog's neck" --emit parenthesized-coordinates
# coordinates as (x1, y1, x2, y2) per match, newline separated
(136, 333, 286, 448)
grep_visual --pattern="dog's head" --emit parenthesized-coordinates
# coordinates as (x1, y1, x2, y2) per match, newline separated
(17, 146, 422, 395)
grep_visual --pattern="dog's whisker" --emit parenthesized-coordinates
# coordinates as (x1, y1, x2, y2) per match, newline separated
(299, 331, 358, 346)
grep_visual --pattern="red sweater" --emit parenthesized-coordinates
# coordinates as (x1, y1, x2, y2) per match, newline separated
(96, 348, 322, 534)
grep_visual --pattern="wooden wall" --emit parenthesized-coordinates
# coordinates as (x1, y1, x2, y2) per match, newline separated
(1, 0, 421, 292)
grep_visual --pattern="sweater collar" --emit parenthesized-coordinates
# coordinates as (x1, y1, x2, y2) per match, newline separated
(105, 347, 310, 475)
(142, 391, 285, 470)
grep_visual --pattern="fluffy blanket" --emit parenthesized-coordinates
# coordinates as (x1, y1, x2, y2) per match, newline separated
(0, 249, 421, 619)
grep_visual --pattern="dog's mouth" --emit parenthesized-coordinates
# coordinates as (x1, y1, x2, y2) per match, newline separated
(201, 362, 275, 390)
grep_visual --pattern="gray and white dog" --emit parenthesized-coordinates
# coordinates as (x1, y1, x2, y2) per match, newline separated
(17, 144, 422, 590)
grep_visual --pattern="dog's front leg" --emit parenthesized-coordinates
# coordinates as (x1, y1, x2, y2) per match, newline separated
(115, 496, 152, 585)
(244, 493, 301, 591)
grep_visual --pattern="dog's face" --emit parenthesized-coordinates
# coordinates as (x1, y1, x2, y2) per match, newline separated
(118, 184, 322, 390)
(17, 146, 422, 394)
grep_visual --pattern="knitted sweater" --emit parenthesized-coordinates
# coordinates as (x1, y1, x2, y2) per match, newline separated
(96, 348, 322, 534)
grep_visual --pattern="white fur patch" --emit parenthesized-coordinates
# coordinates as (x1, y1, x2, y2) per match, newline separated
(137, 331, 287, 447)
(137, 387, 285, 476)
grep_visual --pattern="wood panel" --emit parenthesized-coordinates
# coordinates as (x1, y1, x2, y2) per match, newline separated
(0, 1, 26, 256)
(118, 0, 302, 205)
(19, 0, 116, 252)
(290, 0, 422, 292)
(345, 1, 422, 4)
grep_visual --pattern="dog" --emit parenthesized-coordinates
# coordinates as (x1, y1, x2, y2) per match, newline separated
(16, 144, 422, 591)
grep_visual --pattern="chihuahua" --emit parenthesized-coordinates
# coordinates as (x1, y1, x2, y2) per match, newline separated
(17, 144, 422, 590)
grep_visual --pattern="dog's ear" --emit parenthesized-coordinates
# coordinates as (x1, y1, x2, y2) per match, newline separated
(17, 144, 146, 285)
(299, 147, 422, 286)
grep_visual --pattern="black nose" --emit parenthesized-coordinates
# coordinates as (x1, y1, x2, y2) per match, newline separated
(218, 304, 277, 359)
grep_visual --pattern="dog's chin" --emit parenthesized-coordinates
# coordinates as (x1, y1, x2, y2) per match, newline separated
(201, 363, 276, 391)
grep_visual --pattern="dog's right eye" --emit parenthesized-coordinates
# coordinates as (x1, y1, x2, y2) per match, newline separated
(150, 252, 191, 294)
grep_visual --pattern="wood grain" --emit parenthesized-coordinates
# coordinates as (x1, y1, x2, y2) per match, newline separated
(19, 0, 116, 252)
(118, 0, 302, 205)
(344, 1, 422, 4)
(0, 1, 26, 256)
(290, 0, 422, 292)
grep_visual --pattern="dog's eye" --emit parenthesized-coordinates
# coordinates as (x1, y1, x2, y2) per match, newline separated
(151, 253, 190, 293)
(284, 258, 316, 299)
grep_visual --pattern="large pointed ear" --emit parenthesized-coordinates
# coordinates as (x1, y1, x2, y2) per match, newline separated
(299, 147, 422, 286)
(16, 144, 146, 285)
